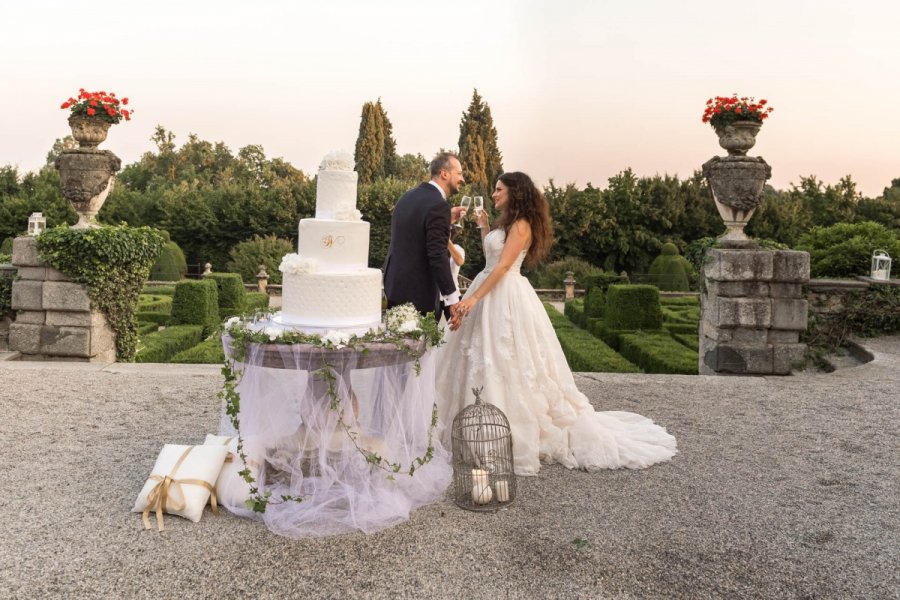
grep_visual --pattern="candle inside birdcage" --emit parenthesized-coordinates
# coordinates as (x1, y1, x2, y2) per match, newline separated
(450, 387, 517, 512)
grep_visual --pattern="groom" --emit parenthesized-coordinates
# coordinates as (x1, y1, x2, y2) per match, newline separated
(383, 151, 466, 319)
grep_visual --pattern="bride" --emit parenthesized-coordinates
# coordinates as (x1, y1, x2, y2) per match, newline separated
(436, 172, 677, 475)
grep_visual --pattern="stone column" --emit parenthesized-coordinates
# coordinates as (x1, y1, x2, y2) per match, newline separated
(8, 237, 116, 362)
(563, 271, 576, 300)
(700, 248, 809, 375)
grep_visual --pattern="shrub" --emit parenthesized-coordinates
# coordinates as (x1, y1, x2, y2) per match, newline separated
(618, 332, 698, 374)
(245, 291, 270, 312)
(206, 273, 246, 312)
(135, 325, 204, 363)
(0, 237, 13, 255)
(226, 234, 293, 285)
(796, 221, 900, 278)
(149, 240, 187, 281)
(135, 311, 170, 326)
(605, 285, 663, 330)
(170, 279, 219, 336)
(580, 272, 629, 295)
(136, 294, 172, 313)
(672, 333, 699, 352)
(583, 287, 606, 319)
(526, 257, 604, 289)
(137, 321, 160, 336)
(564, 299, 585, 327)
(141, 285, 176, 296)
(168, 335, 226, 364)
(0, 267, 14, 315)
(647, 242, 692, 291)
(544, 304, 641, 373)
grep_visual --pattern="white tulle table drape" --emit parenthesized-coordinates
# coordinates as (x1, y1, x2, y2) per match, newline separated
(220, 336, 452, 538)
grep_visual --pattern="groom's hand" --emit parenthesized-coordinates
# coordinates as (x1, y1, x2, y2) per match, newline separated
(450, 206, 466, 224)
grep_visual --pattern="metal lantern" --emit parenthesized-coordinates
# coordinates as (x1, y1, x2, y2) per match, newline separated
(451, 387, 516, 511)
(27, 212, 46, 236)
(871, 250, 892, 281)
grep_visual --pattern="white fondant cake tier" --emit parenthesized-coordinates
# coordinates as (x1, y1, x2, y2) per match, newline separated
(279, 268, 383, 329)
(316, 169, 358, 220)
(297, 219, 370, 272)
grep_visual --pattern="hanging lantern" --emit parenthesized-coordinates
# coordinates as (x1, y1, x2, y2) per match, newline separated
(27, 212, 46, 236)
(871, 250, 892, 281)
(451, 387, 516, 512)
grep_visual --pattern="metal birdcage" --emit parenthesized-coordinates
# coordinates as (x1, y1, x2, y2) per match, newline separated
(451, 387, 516, 511)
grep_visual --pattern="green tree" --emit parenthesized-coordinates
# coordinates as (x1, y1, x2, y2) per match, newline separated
(458, 89, 503, 193)
(354, 99, 398, 184)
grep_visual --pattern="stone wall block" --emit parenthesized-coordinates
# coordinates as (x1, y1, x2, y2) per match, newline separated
(11, 237, 44, 267)
(45, 267, 73, 282)
(771, 298, 808, 331)
(773, 250, 810, 283)
(706, 249, 774, 282)
(709, 280, 770, 297)
(773, 343, 808, 375)
(770, 283, 802, 298)
(15, 310, 45, 325)
(46, 310, 106, 328)
(9, 323, 42, 353)
(43, 282, 91, 312)
(730, 328, 769, 345)
(90, 321, 116, 356)
(717, 297, 771, 328)
(768, 330, 800, 344)
(701, 340, 773, 374)
(39, 325, 91, 357)
(16, 267, 47, 281)
(701, 320, 732, 342)
(11, 280, 43, 311)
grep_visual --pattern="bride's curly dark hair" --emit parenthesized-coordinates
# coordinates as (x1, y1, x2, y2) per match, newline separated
(494, 172, 553, 268)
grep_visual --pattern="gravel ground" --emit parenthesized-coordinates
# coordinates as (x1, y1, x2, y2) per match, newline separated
(0, 338, 898, 600)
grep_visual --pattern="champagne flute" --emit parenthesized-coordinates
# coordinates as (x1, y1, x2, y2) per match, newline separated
(473, 196, 484, 226)
(455, 196, 472, 229)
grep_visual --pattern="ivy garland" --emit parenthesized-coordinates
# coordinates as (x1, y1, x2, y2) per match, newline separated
(36, 225, 165, 361)
(218, 306, 444, 513)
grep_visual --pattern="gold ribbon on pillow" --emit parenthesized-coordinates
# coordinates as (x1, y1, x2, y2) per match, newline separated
(142, 446, 220, 531)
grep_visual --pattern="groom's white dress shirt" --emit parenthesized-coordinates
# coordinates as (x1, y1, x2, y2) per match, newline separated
(429, 180, 460, 307)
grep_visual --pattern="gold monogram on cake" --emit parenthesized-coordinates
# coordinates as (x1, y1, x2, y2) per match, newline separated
(321, 235, 346, 249)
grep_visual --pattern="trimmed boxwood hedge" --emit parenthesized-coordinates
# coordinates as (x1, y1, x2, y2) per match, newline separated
(205, 273, 246, 313)
(544, 304, 642, 373)
(171, 279, 219, 336)
(617, 332, 698, 374)
(142, 285, 176, 296)
(135, 311, 171, 326)
(137, 321, 159, 336)
(135, 325, 204, 363)
(580, 272, 629, 295)
(565, 298, 585, 327)
(137, 294, 172, 313)
(605, 284, 663, 330)
(168, 335, 225, 364)
(245, 291, 270, 312)
(672, 333, 699, 352)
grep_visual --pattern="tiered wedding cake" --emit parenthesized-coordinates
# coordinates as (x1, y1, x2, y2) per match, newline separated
(278, 151, 383, 332)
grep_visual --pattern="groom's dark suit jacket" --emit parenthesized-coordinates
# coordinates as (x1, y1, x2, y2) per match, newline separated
(383, 182, 456, 317)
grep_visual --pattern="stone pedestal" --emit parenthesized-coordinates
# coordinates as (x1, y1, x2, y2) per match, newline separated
(8, 237, 116, 362)
(700, 248, 809, 375)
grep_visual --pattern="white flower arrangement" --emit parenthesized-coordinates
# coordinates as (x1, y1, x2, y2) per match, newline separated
(279, 253, 318, 275)
(385, 304, 422, 335)
(322, 330, 352, 348)
(318, 150, 353, 172)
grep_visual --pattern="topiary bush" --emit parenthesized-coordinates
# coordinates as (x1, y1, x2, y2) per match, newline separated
(544, 304, 641, 373)
(796, 221, 900, 278)
(617, 332, 698, 374)
(170, 279, 219, 336)
(564, 298, 585, 327)
(605, 284, 663, 330)
(647, 242, 692, 291)
(245, 291, 270, 313)
(168, 335, 226, 364)
(526, 257, 605, 289)
(581, 272, 629, 295)
(583, 286, 606, 319)
(0, 266, 14, 315)
(149, 239, 187, 281)
(206, 273, 246, 314)
(0, 237, 13, 255)
(137, 294, 172, 313)
(226, 234, 293, 285)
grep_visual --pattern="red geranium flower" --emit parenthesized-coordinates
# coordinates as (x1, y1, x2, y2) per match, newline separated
(701, 93, 773, 129)
(60, 88, 134, 125)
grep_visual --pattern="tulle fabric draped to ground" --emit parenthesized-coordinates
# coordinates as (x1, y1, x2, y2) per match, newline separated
(220, 337, 451, 538)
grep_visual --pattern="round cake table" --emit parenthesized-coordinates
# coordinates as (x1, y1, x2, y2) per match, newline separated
(219, 335, 451, 538)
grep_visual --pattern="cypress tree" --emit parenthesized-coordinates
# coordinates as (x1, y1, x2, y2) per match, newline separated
(354, 98, 399, 184)
(458, 89, 503, 193)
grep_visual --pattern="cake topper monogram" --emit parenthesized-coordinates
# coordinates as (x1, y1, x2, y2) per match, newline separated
(321, 235, 346, 249)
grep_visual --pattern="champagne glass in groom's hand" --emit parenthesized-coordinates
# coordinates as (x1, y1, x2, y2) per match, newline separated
(455, 196, 472, 228)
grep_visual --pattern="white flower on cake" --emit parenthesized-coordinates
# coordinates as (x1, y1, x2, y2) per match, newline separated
(319, 150, 354, 172)
(322, 330, 351, 348)
(333, 209, 362, 221)
(385, 303, 422, 335)
(279, 253, 318, 275)
(264, 326, 281, 341)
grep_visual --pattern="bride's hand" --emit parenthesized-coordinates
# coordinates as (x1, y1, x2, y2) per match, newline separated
(455, 297, 478, 318)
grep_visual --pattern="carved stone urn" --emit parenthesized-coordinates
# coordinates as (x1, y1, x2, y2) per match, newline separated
(702, 156, 771, 245)
(68, 115, 113, 149)
(55, 149, 121, 228)
(714, 121, 762, 156)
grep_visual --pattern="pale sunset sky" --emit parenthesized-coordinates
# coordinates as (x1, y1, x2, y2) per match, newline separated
(2, 0, 898, 198)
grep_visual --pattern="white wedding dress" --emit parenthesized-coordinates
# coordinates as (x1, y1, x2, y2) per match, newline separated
(436, 229, 677, 475)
